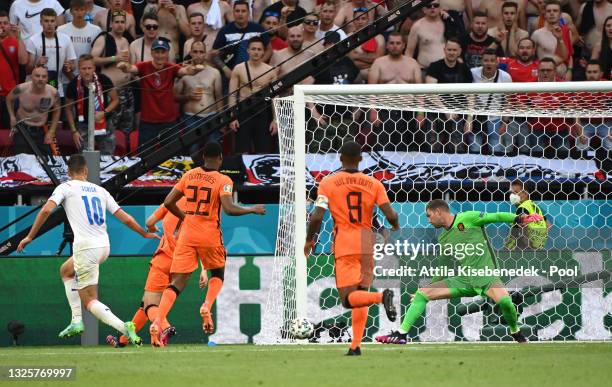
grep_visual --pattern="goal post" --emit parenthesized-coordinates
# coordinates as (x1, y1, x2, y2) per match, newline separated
(262, 81, 612, 344)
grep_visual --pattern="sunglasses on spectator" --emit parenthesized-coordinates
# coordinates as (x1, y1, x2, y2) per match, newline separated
(144, 24, 159, 30)
(426, 3, 440, 8)
(303, 19, 319, 25)
(353, 7, 368, 12)
(112, 10, 127, 16)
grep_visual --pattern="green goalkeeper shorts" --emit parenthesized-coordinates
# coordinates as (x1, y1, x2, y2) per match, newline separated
(443, 276, 503, 297)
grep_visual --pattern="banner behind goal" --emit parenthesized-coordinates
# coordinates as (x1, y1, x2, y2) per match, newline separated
(261, 82, 612, 344)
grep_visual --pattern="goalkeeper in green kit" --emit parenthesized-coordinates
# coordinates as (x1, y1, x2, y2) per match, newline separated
(376, 199, 544, 344)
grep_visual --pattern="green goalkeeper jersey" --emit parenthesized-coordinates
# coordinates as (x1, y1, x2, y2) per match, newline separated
(438, 211, 517, 271)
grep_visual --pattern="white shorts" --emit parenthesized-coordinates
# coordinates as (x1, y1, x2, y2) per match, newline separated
(73, 246, 110, 289)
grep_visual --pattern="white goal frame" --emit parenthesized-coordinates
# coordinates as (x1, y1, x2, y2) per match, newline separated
(291, 81, 612, 322)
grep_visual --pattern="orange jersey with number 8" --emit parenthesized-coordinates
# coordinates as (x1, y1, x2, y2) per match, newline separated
(173, 167, 233, 247)
(316, 171, 390, 258)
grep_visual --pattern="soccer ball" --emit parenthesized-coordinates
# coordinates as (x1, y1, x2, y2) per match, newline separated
(289, 318, 314, 339)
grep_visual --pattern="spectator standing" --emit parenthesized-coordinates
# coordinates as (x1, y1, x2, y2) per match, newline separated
(143, 0, 189, 62)
(316, 2, 347, 42)
(63, 0, 104, 23)
(261, 12, 289, 52)
(488, 1, 529, 58)
(406, 1, 446, 71)
(368, 32, 423, 151)
(440, 0, 473, 36)
(301, 13, 323, 54)
(183, 12, 206, 57)
(461, 11, 504, 68)
(130, 13, 176, 63)
(212, 1, 270, 79)
(334, 0, 386, 35)
(527, 57, 572, 157)
(6, 66, 60, 154)
(9, 0, 65, 40)
(591, 15, 612, 80)
(57, 0, 102, 71)
(117, 38, 205, 153)
(577, 0, 612, 52)
(348, 7, 385, 83)
(228, 36, 277, 154)
(425, 38, 473, 153)
(259, 0, 307, 30)
(0, 10, 28, 129)
(93, 0, 136, 40)
(575, 61, 612, 153)
(187, 0, 233, 55)
(174, 40, 223, 145)
(500, 37, 539, 154)
(531, 0, 572, 79)
(64, 54, 119, 153)
(469, 48, 513, 155)
(26, 8, 77, 97)
(91, 10, 133, 140)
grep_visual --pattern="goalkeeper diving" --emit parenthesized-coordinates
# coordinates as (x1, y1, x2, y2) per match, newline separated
(376, 199, 544, 344)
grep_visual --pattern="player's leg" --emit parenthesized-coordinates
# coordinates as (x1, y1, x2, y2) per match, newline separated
(376, 280, 455, 344)
(75, 247, 141, 345)
(107, 299, 147, 348)
(336, 255, 397, 355)
(485, 283, 527, 343)
(58, 257, 84, 338)
(150, 244, 197, 346)
(198, 246, 227, 334)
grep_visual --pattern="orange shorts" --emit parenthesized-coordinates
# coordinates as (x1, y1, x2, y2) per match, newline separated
(144, 250, 173, 292)
(170, 244, 226, 274)
(334, 254, 374, 289)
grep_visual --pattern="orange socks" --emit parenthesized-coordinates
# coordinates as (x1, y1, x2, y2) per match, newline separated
(347, 291, 383, 308)
(351, 307, 368, 350)
(132, 307, 148, 332)
(157, 287, 178, 323)
(202, 278, 223, 310)
(145, 305, 171, 330)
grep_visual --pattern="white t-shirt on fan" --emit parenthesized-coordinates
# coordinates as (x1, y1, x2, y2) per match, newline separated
(57, 22, 102, 72)
(26, 31, 77, 96)
(9, 0, 65, 40)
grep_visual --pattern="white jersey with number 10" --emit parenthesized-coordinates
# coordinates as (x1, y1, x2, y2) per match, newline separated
(49, 180, 120, 252)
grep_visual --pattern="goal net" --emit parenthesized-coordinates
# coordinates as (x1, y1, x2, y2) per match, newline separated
(261, 82, 612, 344)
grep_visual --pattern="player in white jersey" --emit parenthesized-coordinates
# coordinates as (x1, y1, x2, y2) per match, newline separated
(16, 154, 159, 344)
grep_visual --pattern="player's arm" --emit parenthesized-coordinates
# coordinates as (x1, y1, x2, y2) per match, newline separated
(145, 205, 167, 233)
(379, 203, 400, 231)
(163, 188, 186, 221)
(220, 196, 265, 216)
(16, 200, 58, 252)
(472, 211, 543, 226)
(114, 209, 160, 239)
(305, 206, 326, 256)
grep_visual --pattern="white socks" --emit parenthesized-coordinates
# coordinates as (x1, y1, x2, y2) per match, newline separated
(63, 278, 82, 324)
(87, 300, 126, 334)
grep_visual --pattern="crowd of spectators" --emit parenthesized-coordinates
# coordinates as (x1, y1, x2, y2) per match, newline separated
(0, 0, 610, 160)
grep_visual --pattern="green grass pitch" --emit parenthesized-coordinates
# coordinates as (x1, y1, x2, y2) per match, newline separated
(1, 342, 611, 386)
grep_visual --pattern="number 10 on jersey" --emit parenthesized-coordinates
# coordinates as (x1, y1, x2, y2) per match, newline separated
(82, 195, 105, 225)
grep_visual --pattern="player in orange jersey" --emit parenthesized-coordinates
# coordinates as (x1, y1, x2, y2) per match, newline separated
(149, 142, 266, 347)
(107, 197, 194, 348)
(304, 141, 400, 356)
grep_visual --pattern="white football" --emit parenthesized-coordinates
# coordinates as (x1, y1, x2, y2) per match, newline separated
(289, 318, 314, 339)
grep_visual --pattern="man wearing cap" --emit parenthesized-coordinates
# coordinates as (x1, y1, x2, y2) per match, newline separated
(118, 38, 205, 155)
